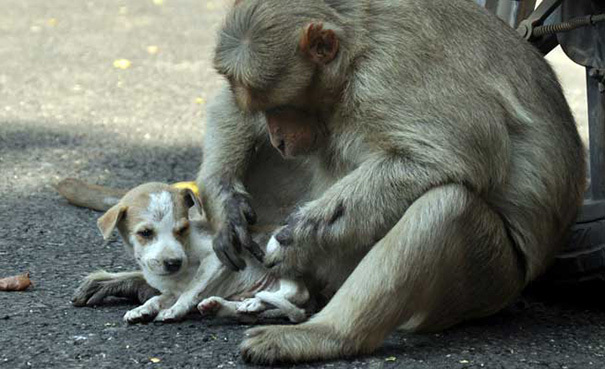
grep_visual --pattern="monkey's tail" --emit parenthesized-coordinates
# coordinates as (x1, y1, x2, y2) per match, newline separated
(54, 178, 127, 212)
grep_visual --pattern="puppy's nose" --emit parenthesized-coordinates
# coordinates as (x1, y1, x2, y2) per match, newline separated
(163, 259, 182, 273)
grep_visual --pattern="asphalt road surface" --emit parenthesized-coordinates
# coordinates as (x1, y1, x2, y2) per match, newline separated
(1, 1, 605, 368)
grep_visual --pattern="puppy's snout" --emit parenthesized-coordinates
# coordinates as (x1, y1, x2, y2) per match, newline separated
(163, 259, 183, 273)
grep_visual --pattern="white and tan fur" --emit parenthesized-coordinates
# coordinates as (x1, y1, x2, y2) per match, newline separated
(92, 182, 309, 324)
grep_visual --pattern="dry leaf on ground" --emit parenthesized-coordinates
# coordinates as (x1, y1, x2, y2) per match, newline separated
(0, 272, 32, 291)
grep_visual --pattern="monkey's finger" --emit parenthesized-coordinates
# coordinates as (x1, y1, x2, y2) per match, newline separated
(215, 248, 243, 272)
(217, 227, 242, 254)
(235, 226, 264, 262)
(224, 248, 247, 271)
(213, 234, 241, 271)
(213, 236, 246, 271)
(275, 226, 294, 246)
(247, 240, 265, 263)
(240, 201, 257, 225)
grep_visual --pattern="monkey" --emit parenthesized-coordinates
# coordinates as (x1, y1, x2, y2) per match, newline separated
(197, 0, 586, 364)
(71, 0, 586, 364)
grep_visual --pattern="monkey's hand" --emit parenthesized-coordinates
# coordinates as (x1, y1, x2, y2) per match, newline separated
(264, 229, 305, 278)
(263, 203, 342, 276)
(212, 190, 265, 271)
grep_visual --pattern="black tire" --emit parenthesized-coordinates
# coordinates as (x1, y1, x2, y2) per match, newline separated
(546, 200, 605, 283)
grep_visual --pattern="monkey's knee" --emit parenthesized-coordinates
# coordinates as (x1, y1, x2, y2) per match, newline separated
(315, 184, 524, 340)
(394, 184, 525, 331)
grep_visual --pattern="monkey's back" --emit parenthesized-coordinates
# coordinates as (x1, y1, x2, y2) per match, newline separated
(346, 0, 586, 281)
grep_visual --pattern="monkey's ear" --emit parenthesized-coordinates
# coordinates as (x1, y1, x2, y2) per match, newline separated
(97, 205, 127, 240)
(300, 23, 340, 65)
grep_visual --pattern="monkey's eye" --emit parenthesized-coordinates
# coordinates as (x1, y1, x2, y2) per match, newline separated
(137, 229, 154, 239)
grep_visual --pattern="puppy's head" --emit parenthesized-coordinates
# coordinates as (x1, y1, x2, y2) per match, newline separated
(97, 182, 203, 277)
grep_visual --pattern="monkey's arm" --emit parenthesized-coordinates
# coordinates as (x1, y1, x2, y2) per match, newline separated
(197, 86, 266, 270)
(267, 155, 457, 274)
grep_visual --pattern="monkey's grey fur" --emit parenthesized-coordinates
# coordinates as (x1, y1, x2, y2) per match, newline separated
(72, 271, 158, 307)
(203, 0, 586, 364)
(75, 0, 587, 364)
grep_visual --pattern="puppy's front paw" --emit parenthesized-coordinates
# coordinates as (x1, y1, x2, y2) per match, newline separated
(124, 305, 157, 324)
(198, 297, 225, 316)
(154, 304, 188, 323)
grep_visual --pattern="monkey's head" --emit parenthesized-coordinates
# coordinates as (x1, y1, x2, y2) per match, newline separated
(214, 0, 346, 158)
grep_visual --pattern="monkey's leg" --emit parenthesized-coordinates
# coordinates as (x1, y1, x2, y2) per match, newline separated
(241, 184, 525, 364)
(72, 270, 159, 307)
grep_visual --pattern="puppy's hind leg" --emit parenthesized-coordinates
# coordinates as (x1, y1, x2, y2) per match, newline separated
(241, 184, 526, 364)
(252, 279, 309, 323)
(72, 270, 159, 307)
(198, 296, 243, 318)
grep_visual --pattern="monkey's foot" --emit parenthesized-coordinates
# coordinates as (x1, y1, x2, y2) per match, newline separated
(240, 324, 357, 364)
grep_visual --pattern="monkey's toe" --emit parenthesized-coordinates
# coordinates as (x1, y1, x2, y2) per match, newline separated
(240, 324, 356, 364)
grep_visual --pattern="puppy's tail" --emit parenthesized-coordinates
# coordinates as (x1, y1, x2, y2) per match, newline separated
(54, 178, 127, 212)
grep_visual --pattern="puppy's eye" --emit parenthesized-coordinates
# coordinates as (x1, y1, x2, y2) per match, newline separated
(138, 229, 154, 239)
(175, 223, 190, 236)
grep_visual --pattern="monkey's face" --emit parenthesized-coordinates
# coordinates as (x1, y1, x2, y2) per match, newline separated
(265, 106, 327, 158)
(213, 0, 341, 158)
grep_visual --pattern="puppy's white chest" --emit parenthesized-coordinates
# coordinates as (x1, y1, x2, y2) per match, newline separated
(144, 264, 197, 296)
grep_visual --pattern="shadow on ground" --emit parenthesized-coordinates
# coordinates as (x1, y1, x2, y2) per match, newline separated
(1, 121, 605, 368)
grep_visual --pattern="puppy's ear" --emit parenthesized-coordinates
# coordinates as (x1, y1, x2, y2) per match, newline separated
(181, 188, 203, 216)
(97, 205, 127, 240)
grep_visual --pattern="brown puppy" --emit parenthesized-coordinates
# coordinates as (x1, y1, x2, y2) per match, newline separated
(69, 181, 310, 324)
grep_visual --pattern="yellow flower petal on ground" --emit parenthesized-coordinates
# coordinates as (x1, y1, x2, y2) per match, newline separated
(195, 97, 205, 105)
(113, 59, 132, 69)
(152, 0, 164, 5)
(150, 357, 161, 363)
(147, 45, 159, 55)
(172, 181, 200, 198)
(48, 18, 58, 26)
